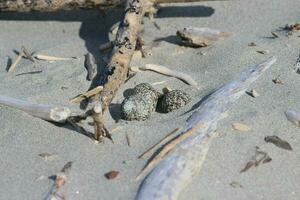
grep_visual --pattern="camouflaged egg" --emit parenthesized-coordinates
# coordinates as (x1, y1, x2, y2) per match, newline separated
(161, 90, 191, 113)
(121, 83, 161, 121)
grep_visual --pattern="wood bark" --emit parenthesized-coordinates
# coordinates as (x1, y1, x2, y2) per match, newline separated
(136, 57, 276, 200)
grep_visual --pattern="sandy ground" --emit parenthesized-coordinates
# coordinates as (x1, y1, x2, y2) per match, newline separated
(0, 0, 300, 199)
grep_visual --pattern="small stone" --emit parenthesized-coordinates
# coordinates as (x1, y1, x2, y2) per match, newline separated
(105, 170, 119, 180)
(232, 123, 250, 132)
(161, 90, 191, 113)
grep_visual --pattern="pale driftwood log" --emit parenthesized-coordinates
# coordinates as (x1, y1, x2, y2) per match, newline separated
(136, 57, 276, 200)
(0, 95, 71, 123)
(177, 27, 232, 47)
(34, 54, 75, 61)
(130, 64, 199, 88)
(0, 0, 223, 12)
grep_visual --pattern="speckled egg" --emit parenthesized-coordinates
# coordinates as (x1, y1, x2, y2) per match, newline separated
(121, 83, 161, 121)
(161, 90, 192, 113)
(134, 83, 161, 100)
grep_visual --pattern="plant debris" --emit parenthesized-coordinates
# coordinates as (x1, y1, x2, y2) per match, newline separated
(138, 127, 181, 159)
(125, 133, 131, 147)
(34, 54, 76, 61)
(70, 86, 103, 104)
(246, 89, 259, 98)
(294, 54, 300, 74)
(45, 161, 73, 200)
(8, 51, 24, 72)
(248, 42, 257, 47)
(105, 170, 119, 180)
(229, 181, 243, 188)
(271, 31, 279, 38)
(272, 78, 284, 85)
(39, 153, 58, 161)
(84, 53, 96, 81)
(264, 135, 292, 150)
(256, 50, 269, 54)
(240, 147, 271, 173)
(21, 46, 35, 62)
(232, 123, 250, 132)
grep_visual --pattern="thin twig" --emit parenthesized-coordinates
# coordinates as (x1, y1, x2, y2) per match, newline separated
(136, 124, 205, 180)
(8, 52, 24, 72)
(138, 127, 181, 159)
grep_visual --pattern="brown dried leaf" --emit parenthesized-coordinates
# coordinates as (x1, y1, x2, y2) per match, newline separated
(264, 136, 292, 151)
(105, 170, 119, 180)
(232, 123, 250, 132)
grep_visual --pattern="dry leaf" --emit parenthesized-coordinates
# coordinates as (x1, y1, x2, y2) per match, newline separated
(232, 123, 250, 132)
(264, 136, 292, 150)
(240, 160, 256, 173)
(105, 170, 119, 180)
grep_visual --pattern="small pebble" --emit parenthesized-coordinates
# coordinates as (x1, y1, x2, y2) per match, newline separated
(105, 170, 119, 180)
(160, 90, 191, 113)
(246, 89, 259, 98)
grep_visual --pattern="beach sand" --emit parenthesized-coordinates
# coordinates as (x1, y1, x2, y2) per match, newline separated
(0, 0, 300, 199)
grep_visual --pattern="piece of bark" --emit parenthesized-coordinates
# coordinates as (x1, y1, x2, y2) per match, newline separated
(136, 57, 276, 200)
(0, 94, 71, 123)
(264, 136, 292, 151)
(45, 161, 73, 200)
(177, 27, 232, 47)
(130, 64, 198, 88)
(84, 53, 96, 81)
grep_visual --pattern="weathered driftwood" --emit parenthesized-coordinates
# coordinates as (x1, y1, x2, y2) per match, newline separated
(136, 57, 276, 200)
(0, 94, 71, 123)
(130, 64, 199, 88)
(177, 27, 231, 47)
(0, 0, 220, 12)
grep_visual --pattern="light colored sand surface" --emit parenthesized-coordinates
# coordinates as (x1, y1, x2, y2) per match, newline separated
(0, 0, 300, 199)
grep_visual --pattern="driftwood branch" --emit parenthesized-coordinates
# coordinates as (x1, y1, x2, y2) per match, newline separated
(0, 0, 223, 12)
(136, 57, 276, 200)
(0, 94, 71, 123)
